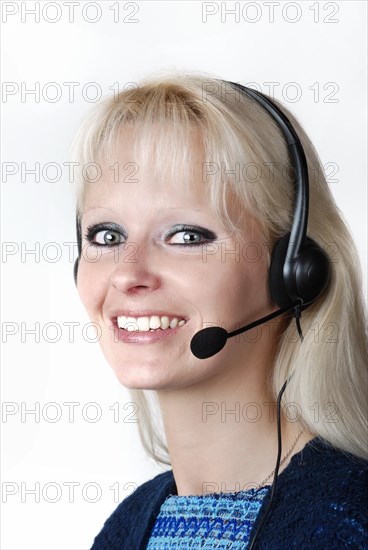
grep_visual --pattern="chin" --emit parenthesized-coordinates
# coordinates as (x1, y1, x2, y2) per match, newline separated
(114, 375, 176, 391)
(109, 360, 172, 390)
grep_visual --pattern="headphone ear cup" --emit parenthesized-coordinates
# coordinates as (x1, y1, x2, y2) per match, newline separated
(269, 234, 331, 309)
(73, 258, 79, 287)
(295, 237, 331, 305)
(74, 215, 82, 287)
(269, 234, 293, 308)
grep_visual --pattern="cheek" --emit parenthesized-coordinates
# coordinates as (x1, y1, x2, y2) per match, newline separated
(189, 248, 264, 304)
(76, 258, 105, 319)
(218, 255, 271, 324)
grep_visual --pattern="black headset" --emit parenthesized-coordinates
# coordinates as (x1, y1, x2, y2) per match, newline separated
(225, 81, 331, 310)
(73, 81, 330, 312)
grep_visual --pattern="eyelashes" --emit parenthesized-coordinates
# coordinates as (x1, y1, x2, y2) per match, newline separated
(83, 223, 217, 249)
(165, 224, 217, 247)
(84, 223, 127, 248)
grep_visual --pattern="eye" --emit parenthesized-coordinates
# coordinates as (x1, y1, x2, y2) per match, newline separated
(169, 231, 204, 245)
(84, 223, 125, 247)
(166, 225, 217, 247)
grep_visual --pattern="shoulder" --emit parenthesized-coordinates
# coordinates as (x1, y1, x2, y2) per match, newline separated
(254, 438, 368, 548)
(90, 469, 175, 549)
(291, 437, 368, 503)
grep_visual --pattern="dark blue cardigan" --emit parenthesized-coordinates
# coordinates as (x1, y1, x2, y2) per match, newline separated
(91, 437, 368, 549)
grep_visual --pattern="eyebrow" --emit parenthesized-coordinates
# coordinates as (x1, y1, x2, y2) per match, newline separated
(83, 207, 203, 213)
(83, 207, 117, 213)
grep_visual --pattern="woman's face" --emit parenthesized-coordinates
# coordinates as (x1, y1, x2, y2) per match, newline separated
(77, 126, 277, 390)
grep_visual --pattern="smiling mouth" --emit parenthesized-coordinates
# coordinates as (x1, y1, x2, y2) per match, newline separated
(116, 314, 187, 332)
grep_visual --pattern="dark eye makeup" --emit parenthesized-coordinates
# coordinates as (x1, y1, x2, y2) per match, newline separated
(83, 222, 217, 248)
(165, 224, 217, 246)
(84, 223, 127, 247)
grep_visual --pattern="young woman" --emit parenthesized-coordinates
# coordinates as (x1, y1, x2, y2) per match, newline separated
(72, 72, 367, 549)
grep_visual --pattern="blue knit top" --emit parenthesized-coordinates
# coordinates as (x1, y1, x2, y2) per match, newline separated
(146, 484, 270, 548)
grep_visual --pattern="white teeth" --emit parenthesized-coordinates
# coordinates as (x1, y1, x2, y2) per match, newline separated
(161, 316, 170, 329)
(126, 317, 137, 332)
(117, 314, 186, 332)
(137, 317, 150, 331)
(117, 315, 126, 327)
(149, 315, 161, 329)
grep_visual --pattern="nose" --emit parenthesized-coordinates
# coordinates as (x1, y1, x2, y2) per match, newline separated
(110, 241, 161, 296)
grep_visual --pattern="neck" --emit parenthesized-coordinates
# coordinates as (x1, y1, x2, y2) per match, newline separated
(155, 353, 314, 496)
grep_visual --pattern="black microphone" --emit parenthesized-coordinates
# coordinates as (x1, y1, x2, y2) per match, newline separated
(190, 304, 300, 359)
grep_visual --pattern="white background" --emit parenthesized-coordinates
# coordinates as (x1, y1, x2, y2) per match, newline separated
(1, 1, 367, 548)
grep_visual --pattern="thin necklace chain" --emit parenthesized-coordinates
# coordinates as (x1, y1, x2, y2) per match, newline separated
(256, 427, 305, 488)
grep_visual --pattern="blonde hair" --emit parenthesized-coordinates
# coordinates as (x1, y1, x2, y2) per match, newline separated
(73, 70, 368, 464)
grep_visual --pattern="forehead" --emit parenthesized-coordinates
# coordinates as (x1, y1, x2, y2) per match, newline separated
(83, 124, 208, 204)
